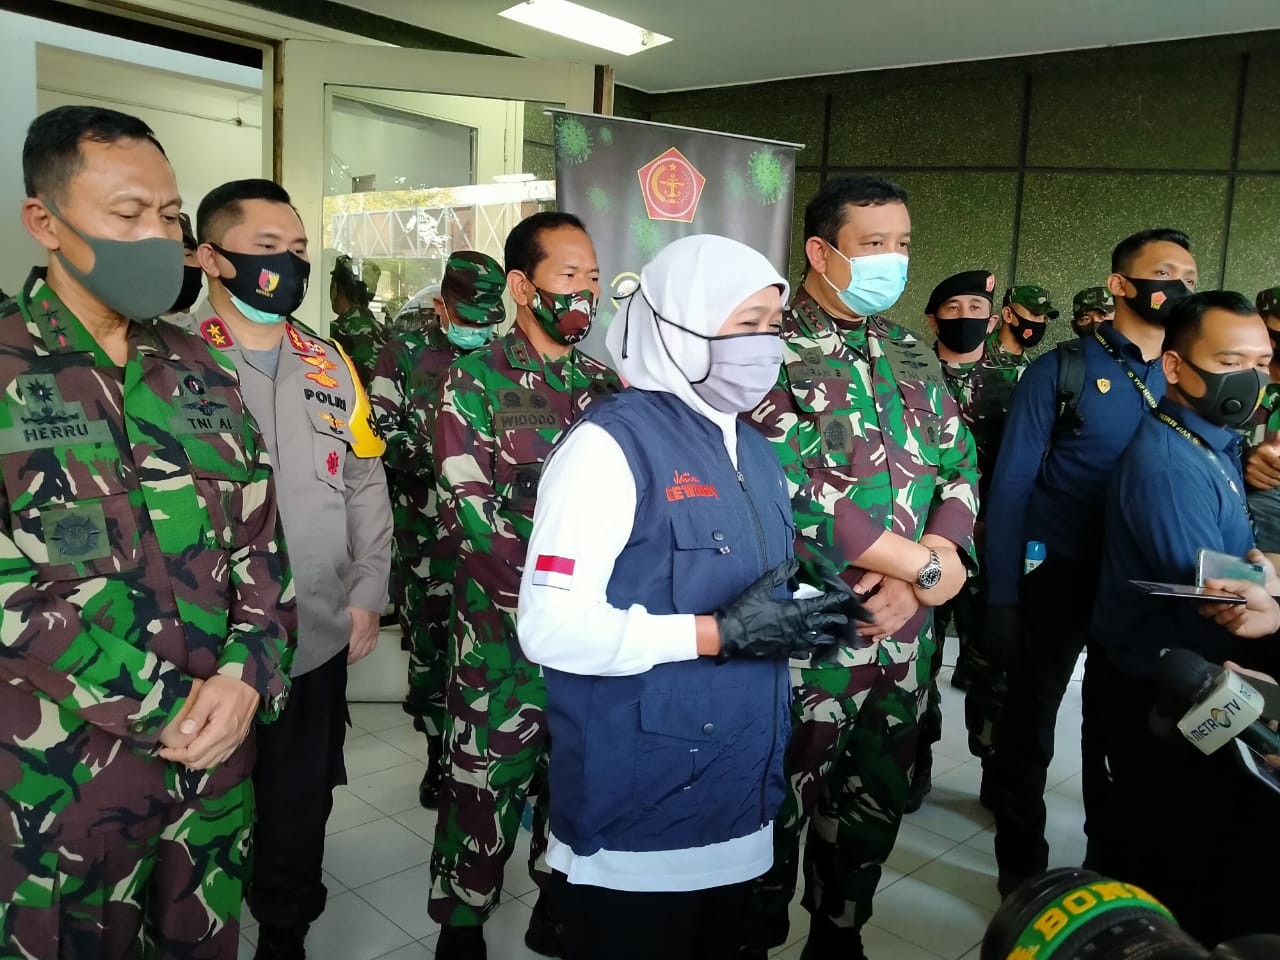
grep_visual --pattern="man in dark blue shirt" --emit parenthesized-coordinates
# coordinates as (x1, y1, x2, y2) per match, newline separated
(1091, 290, 1280, 946)
(983, 228, 1197, 896)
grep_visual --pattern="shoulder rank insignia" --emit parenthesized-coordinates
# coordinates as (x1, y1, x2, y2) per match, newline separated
(200, 318, 233, 349)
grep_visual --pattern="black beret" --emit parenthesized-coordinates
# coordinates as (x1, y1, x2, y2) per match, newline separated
(925, 270, 996, 316)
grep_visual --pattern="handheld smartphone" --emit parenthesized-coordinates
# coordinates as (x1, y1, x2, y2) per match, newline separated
(1127, 580, 1247, 604)
(1196, 548, 1267, 588)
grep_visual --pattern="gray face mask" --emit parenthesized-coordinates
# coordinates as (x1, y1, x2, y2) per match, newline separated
(46, 200, 184, 320)
(690, 332, 784, 413)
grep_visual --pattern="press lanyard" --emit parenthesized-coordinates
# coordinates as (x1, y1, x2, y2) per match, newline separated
(1155, 409, 1253, 528)
(1093, 329, 1159, 410)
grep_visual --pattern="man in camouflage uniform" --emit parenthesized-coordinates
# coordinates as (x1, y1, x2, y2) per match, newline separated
(194, 179, 393, 959)
(369, 251, 507, 809)
(429, 213, 620, 960)
(1071, 286, 1115, 338)
(330, 254, 385, 386)
(0, 106, 295, 959)
(912, 270, 1031, 814)
(744, 176, 979, 959)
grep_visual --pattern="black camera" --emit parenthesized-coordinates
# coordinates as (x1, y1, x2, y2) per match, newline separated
(983, 869, 1280, 960)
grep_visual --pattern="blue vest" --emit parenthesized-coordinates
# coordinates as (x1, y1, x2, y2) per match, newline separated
(544, 389, 793, 856)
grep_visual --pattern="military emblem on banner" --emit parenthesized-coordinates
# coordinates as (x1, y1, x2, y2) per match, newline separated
(637, 147, 706, 223)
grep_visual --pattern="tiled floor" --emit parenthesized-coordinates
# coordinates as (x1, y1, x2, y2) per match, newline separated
(239, 638, 1088, 959)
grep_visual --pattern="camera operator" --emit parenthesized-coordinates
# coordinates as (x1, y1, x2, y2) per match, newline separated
(1090, 291, 1280, 946)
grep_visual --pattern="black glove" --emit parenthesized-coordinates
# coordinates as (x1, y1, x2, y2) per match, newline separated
(983, 603, 1022, 668)
(716, 559, 849, 663)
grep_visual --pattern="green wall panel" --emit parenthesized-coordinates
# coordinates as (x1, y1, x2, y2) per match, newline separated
(1015, 172, 1228, 350)
(827, 76, 1024, 169)
(649, 98, 825, 167)
(788, 172, 822, 292)
(1026, 61, 1237, 170)
(1223, 177, 1280, 295)
(880, 172, 1019, 334)
(1239, 57, 1280, 171)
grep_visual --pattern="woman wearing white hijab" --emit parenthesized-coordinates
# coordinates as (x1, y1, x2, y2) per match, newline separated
(517, 235, 851, 959)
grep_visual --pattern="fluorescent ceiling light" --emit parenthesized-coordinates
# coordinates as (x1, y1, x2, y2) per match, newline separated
(498, 1, 672, 57)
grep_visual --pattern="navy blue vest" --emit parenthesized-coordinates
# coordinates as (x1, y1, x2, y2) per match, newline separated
(544, 389, 793, 856)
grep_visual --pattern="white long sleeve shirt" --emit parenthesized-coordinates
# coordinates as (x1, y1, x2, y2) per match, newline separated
(517, 420, 773, 892)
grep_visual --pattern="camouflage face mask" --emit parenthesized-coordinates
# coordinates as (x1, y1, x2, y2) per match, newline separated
(529, 285, 596, 345)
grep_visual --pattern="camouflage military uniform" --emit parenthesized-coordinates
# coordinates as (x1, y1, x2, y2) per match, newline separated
(370, 321, 457, 736)
(929, 326, 1028, 759)
(0, 269, 295, 958)
(1246, 380, 1280, 552)
(744, 289, 978, 946)
(331, 307, 386, 387)
(429, 327, 620, 926)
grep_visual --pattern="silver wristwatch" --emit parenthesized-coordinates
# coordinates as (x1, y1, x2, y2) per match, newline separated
(915, 548, 943, 589)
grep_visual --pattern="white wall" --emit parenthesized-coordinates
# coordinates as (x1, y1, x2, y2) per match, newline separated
(328, 94, 473, 195)
(0, 10, 264, 293)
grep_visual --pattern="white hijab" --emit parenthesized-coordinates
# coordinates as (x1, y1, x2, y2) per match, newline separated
(605, 234, 789, 459)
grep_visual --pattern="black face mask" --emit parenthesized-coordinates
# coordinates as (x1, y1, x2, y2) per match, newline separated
(936, 316, 990, 354)
(1174, 357, 1267, 429)
(1071, 317, 1100, 338)
(169, 264, 204, 314)
(1122, 276, 1191, 327)
(211, 243, 310, 316)
(1006, 311, 1048, 349)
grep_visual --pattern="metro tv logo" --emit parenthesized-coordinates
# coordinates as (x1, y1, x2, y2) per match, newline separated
(1187, 699, 1245, 742)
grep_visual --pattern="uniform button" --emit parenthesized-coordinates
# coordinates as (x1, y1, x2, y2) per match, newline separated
(130, 720, 147, 734)
(702, 722, 715, 735)
(712, 531, 725, 541)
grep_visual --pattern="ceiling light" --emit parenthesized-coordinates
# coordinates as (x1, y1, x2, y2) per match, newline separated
(498, 1, 672, 57)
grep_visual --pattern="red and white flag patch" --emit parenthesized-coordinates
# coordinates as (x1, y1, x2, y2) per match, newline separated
(533, 555, 576, 590)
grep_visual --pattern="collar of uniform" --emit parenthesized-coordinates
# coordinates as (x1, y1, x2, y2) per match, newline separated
(424, 320, 450, 354)
(502, 323, 548, 373)
(1156, 395, 1238, 455)
(791, 288, 867, 354)
(983, 326, 1024, 368)
(1097, 321, 1147, 364)
(19, 266, 116, 362)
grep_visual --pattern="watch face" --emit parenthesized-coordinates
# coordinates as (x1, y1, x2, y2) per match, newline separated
(919, 566, 942, 589)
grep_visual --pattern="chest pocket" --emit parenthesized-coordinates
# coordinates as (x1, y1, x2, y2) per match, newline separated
(170, 377, 254, 549)
(894, 378, 944, 468)
(670, 509, 759, 614)
(493, 388, 560, 516)
(785, 345, 852, 417)
(311, 417, 348, 491)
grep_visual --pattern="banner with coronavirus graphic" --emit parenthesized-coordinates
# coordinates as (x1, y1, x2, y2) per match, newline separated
(549, 110, 801, 364)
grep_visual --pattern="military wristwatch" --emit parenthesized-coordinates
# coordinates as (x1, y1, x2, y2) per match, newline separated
(915, 548, 943, 590)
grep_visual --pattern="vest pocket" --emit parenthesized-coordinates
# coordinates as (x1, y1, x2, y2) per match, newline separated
(669, 512, 752, 613)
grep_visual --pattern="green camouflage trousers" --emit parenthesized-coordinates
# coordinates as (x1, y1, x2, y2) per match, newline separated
(0, 778, 252, 959)
(748, 626, 934, 949)
(428, 663, 550, 926)
(400, 552, 454, 738)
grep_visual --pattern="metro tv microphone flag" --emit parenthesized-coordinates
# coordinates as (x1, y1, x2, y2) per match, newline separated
(550, 109, 801, 363)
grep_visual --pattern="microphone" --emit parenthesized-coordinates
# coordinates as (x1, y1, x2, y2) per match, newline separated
(1151, 648, 1280, 759)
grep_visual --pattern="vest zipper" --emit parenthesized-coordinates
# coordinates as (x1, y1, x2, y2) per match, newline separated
(738, 467, 778, 826)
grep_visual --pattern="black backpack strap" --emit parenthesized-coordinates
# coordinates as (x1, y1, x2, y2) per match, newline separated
(1049, 338, 1088, 449)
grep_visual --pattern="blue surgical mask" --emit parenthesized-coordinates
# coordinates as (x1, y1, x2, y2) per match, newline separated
(822, 246, 909, 317)
(229, 292, 285, 326)
(445, 320, 493, 351)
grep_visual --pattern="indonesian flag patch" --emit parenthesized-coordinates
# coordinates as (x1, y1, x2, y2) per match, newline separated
(533, 555, 576, 590)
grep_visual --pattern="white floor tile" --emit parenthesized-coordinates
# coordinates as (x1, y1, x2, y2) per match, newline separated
(325, 818, 432, 889)
(1050, 771, 1084, 803)
(886, 821, 961, 875)
(393, 803, 441, 843)
(872, 876, 992, 960)
(304, 891, 414, 960)
(328, 786, 386, 836)
(374, 723, 433, 761)
(355, 864, 440, 941)
(373, 944, 433, 960)
(345, 735, 420, 780)
(345, 762, 426, 816)
(1044, 789, 1088, 868)
(237, 935, 255, 960)
(911, 843, 1002, 913)
(903, 760, 994, 843)
(350, 702, 415, 734)
(502, 823, 539, 899)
